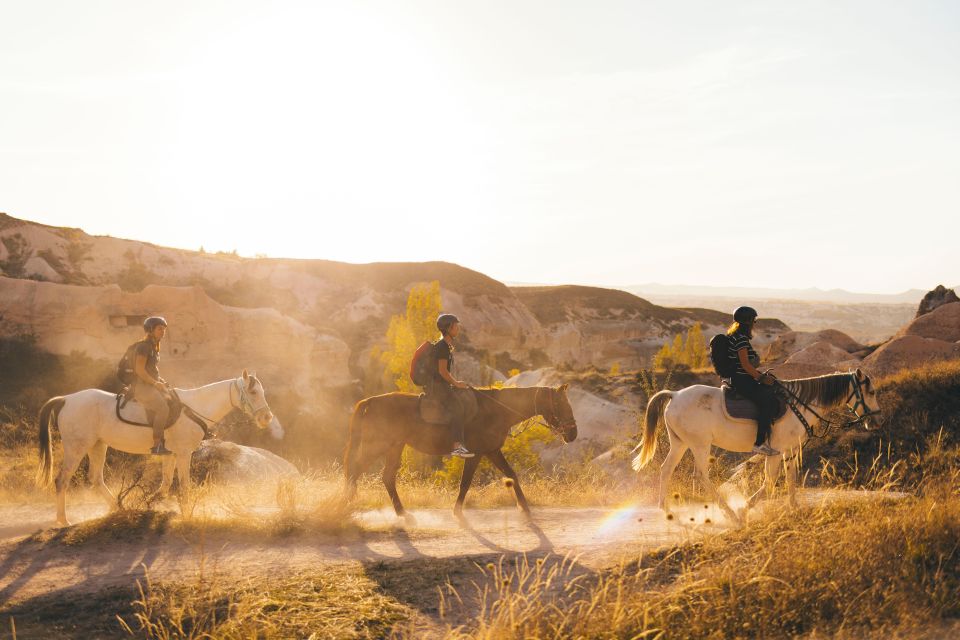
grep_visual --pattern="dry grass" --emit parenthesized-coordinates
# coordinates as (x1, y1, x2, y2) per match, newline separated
(433, 486, 960, 639)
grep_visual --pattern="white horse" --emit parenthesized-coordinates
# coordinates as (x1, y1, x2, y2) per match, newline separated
(36, 369, 279, 525)
(632, 369, 881, 522)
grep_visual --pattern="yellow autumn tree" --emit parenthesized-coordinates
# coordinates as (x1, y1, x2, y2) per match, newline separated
(652, 322, 708, 370)
(380, 281, 443, 393)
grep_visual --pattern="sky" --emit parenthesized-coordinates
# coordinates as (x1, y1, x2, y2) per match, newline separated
(1, 1, 958, 293)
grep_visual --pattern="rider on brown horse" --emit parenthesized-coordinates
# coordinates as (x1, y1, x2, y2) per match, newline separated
(426, 313, 475, 458)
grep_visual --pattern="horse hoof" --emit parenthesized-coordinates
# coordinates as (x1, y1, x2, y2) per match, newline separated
(401, 512, 417, 527)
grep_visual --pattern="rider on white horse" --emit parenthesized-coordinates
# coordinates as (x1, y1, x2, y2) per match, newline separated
(130, 316, 174, 456)
(727, 306, 780, 457)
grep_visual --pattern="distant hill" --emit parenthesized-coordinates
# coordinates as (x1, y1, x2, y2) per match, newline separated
(626, 283, 928, 305)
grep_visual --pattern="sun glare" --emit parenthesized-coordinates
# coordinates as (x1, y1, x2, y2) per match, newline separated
(168, 4, 493, 261)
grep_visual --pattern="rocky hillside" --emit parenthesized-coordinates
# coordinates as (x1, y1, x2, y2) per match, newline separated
(0, 213, 775, 385)
(761, 286, 960, 381)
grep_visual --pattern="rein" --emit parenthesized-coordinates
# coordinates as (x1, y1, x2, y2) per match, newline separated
(776, 373, 878, 439)
(473, 387, 570, 437)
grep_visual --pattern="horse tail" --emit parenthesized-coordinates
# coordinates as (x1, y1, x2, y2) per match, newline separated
(631, 390, 674, 471)
(37, 396, 66, 487)
(343, 398, 370, 486)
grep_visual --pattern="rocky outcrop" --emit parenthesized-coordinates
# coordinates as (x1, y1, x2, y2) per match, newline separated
(900, 301, 960, 343)
(916, 285, 959, 318)
(857, 301, 960, 379)
(764, 329, 863, 362)
(192, 440, 299, 483)
(0, 277, 351, 397)
(861, 335, 960, 380)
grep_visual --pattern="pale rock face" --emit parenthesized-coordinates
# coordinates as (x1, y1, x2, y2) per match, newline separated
(899, 301, 960, 343)
(0, 278, 351, 397)
(861, 335, 960, 379)
(784, 341, 856, 366)
(192, 440, 299, 483)
(765, 329, 863, 362)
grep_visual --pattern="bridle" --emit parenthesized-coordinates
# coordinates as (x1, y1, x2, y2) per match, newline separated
(532, 387, 577, 435)
(845, 374, 882, 426)
(776, 372, 880, 438)
(475, 387, 576, 437)
(231, 376, 273, 424)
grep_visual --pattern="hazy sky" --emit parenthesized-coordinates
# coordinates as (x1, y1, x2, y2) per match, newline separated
(2, 1, 958, 293)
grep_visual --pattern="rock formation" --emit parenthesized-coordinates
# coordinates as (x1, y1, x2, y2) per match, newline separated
(916, 285, 959, 318)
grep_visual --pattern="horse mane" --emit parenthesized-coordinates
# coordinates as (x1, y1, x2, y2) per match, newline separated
(780, 372, 853, 407)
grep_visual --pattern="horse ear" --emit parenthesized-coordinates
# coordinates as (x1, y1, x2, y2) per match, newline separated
(855, 368, 863, 379)
(242, 368, 250, 381)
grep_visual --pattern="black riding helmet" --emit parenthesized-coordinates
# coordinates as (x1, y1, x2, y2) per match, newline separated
(436, 313, 460, 334)
(143, 316, 168, 332)
(733, 306, 758, 324)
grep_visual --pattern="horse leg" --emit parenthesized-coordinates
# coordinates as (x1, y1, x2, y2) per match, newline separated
(87, 441, 115, 511)
(784, 455, 799, 508)
(176, 453, 192, 496)
(381, 445, 407, 518)
(55, 445, 86, 526)
(453, 455, 482, 522)
(747, 454, 782, 509)
(658, 430, 688, 511)
(157, 456, 176, 498)
(487, 449, 531, 517)
(690, 446, 740, 524)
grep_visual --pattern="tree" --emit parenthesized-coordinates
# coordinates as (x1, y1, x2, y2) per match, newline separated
(379, 281, 443, 393)
(653, 322, 708, 370)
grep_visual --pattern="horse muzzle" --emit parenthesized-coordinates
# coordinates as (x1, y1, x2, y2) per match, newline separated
(561, 424, 578, 443)
(255, 409, 275, 429)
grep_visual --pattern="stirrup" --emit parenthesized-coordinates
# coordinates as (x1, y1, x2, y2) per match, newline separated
(451, 445, 475, 458)
(752, 443, 780, 456)
(150, 443, 173, 456)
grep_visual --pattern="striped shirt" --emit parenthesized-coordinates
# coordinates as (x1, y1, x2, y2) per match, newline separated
(727, 329, 759, 377)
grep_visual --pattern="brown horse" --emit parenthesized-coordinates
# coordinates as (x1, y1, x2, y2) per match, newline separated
(343, 384, 578, 520)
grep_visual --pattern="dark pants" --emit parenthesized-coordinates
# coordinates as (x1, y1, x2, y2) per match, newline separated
(426, 380, 471, 443)
(731, 374, 779, 446)
(135, 381, 169, 442)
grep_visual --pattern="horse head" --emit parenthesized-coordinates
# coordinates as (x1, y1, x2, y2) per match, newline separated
(544, 383, 578, 443)
(851, 368, 882, 430)
(238, 369, 281, 436)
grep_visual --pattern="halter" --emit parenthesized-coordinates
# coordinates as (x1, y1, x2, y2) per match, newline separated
(231, 376, 272, 422)
(777, 372, 879, 438)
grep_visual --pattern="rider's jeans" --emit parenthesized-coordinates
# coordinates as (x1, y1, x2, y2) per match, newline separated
(731, 374, 779, 446)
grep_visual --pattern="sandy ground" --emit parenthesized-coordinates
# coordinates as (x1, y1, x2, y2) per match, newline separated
(0, 489, 900, 609)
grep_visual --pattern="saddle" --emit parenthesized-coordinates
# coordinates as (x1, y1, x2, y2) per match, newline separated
(720, 384, 788, 423)
(116, 387, 214, 438)
(418, 390, 479, 425)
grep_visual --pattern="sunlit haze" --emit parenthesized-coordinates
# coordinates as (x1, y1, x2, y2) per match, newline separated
(2, 1, 958, 293)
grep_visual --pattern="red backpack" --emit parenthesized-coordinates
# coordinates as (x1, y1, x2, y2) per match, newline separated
(410, 341, 438, 387)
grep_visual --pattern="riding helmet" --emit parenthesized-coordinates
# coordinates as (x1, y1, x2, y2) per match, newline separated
(733, 306, 758, 323)
(143, 316, 168, 332)
(436, 313, 460, 334)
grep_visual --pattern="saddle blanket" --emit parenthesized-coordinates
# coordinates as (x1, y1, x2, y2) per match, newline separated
(721, 385, 788, 423)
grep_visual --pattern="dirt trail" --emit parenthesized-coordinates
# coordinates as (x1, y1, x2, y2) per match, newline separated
(0, 490, 900, 608)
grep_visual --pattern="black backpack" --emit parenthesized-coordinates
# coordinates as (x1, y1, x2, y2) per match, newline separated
(116, 342, 140, 385)
(709, 334, 737, 378)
